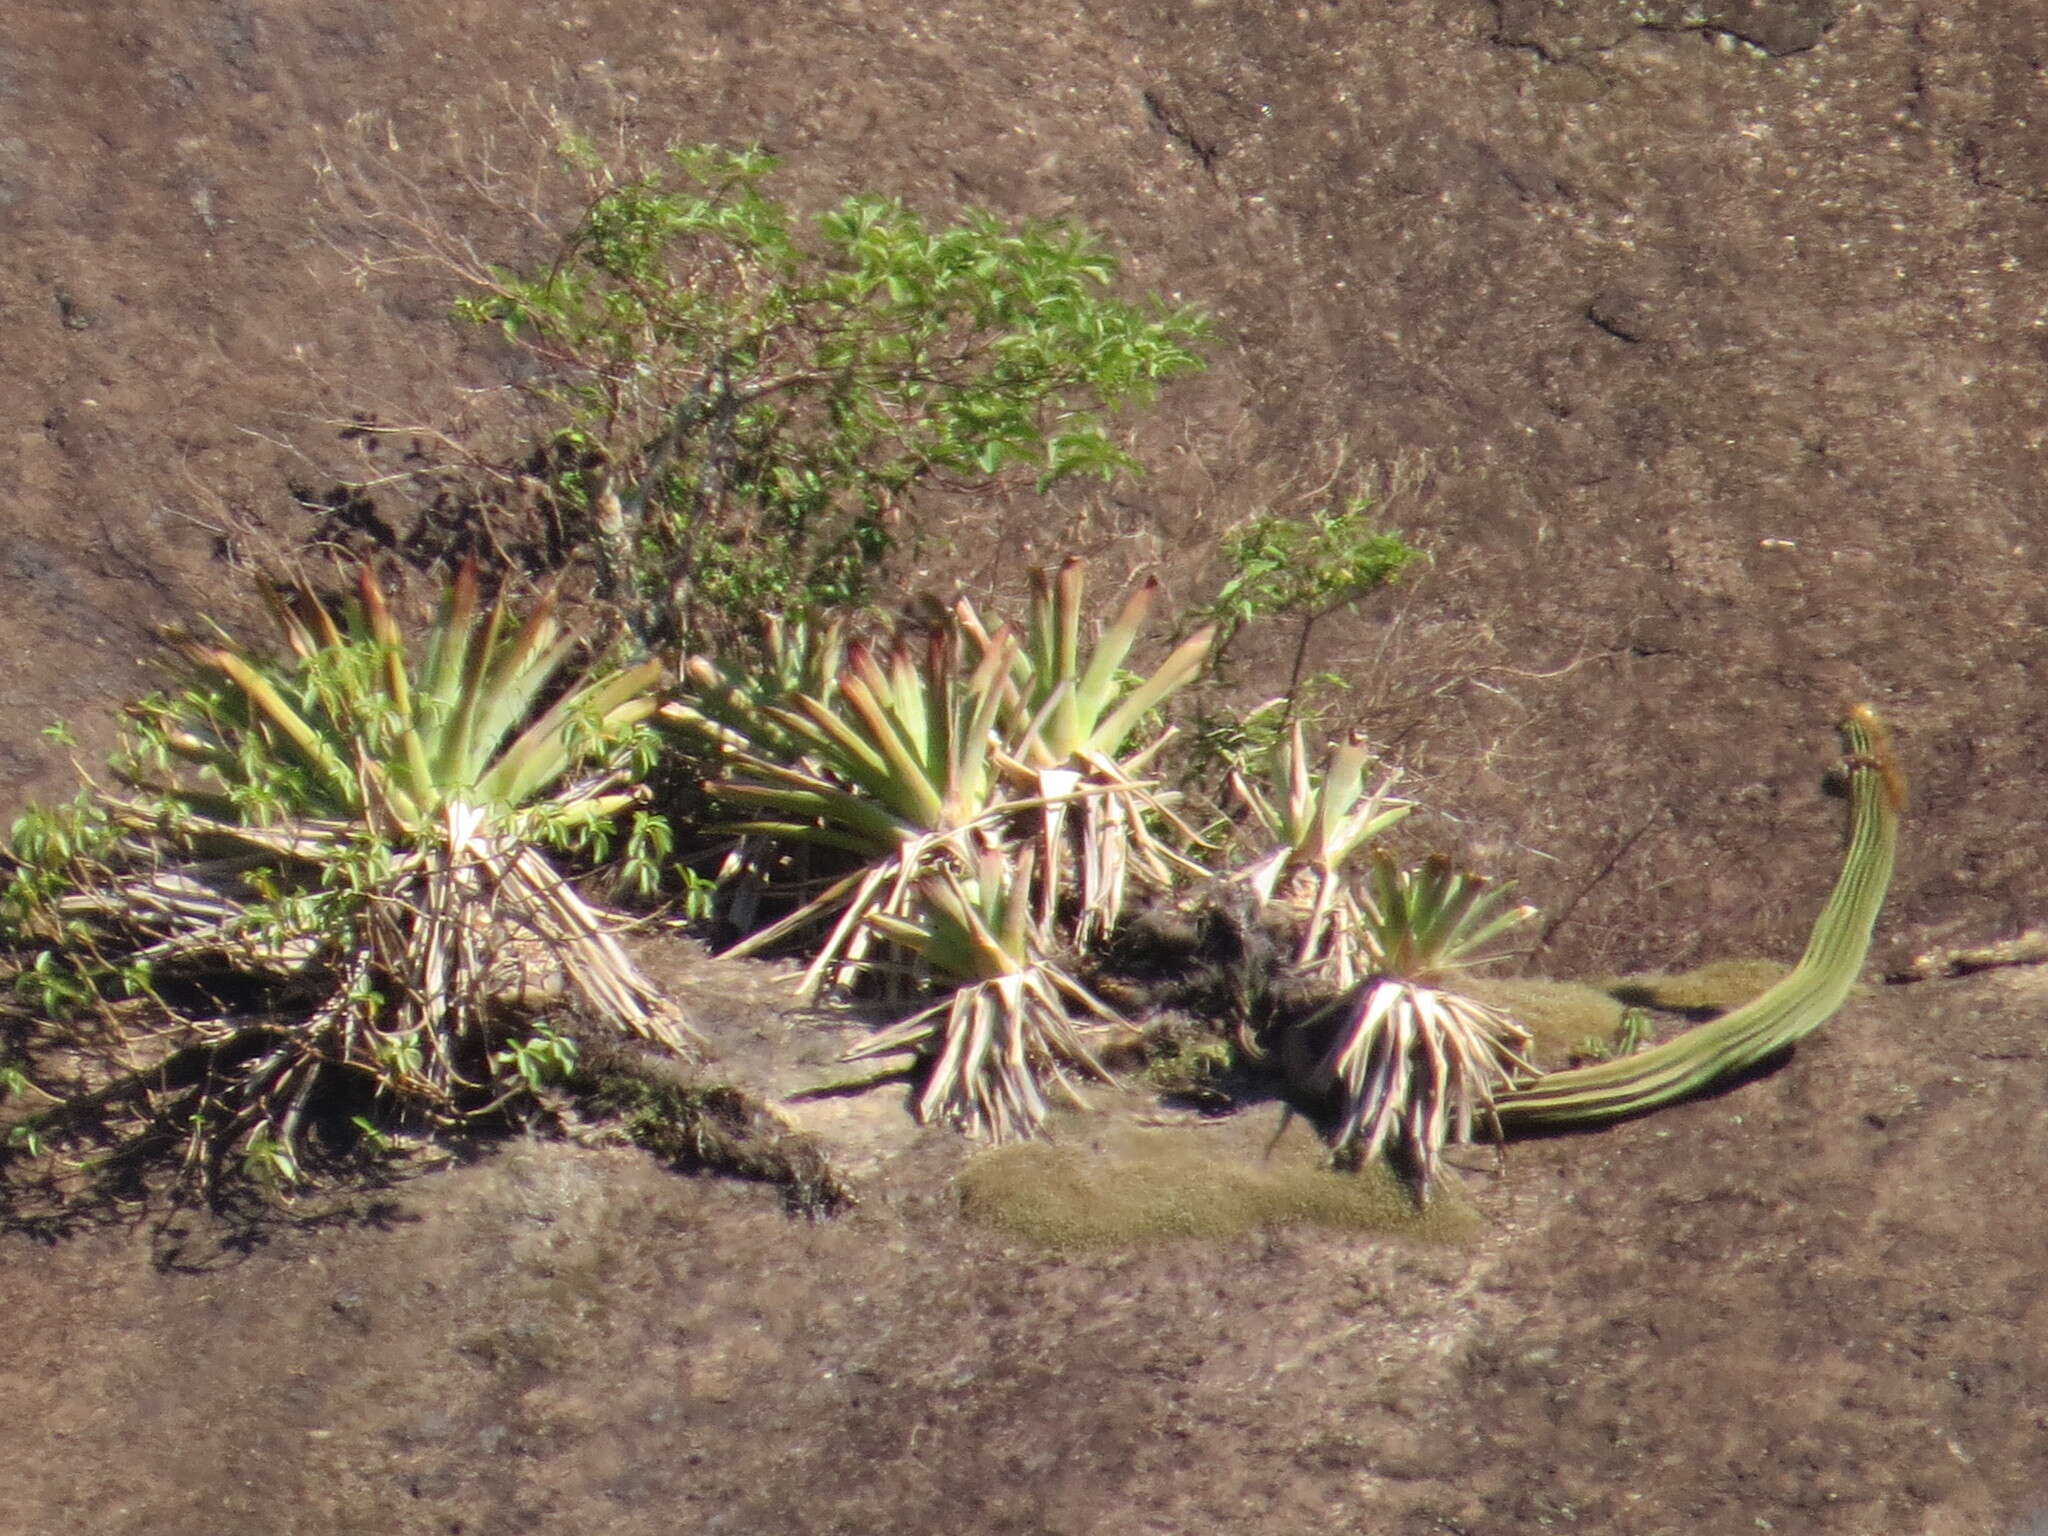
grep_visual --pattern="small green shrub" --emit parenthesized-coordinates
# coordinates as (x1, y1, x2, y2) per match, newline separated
(1198, 493, 1418, 683)
(449, 141, 1211, 647)
(492, 1022, 581, 1094)
(0, 1061, 51, 1158)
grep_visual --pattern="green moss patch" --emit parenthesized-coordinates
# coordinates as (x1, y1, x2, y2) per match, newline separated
(1605, 957, 1791, 1016)
(956, 1110, 1481, 1252)
(1461, 976, 1627, 1068)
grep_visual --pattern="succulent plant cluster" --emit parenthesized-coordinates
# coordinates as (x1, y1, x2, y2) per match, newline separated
(673, 557, 1212, 1141)
(0, 556, 1902, 1204)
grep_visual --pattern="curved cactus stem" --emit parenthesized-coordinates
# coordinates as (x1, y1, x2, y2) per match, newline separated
(1495, 704, 1903, 1130)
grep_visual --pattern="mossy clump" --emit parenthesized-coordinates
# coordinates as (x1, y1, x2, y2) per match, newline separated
(573, 1031, 854, 1216)
(1137, 1014, 1238, 1104)
(1461, 976, 1629, 1069)
(956, 1110, 1481, 1252)
(1605, 957, 1791, 1017)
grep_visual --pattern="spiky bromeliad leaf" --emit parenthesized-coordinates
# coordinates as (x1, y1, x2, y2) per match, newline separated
(1495, 704, 1903, 1129)
(706, 627, 1021, 998)
(958, 555, 1216, 940)
(847, 849, 1123, 1141)
(665, 610, 848, 763)
(1297, 854, 1538, 1199)
(4, 563, 689, 1188)
(704, 560, 1215, 998)
(151, 563, 663, 839)
(1313, 978, 1536, 1199)
(993, 555, 1215, 769)
(1230, 722, 1411, 965)
(1365, 851, 1530, 983)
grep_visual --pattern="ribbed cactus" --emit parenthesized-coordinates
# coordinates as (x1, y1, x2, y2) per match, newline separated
(1497, 705, 1902, 1129)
